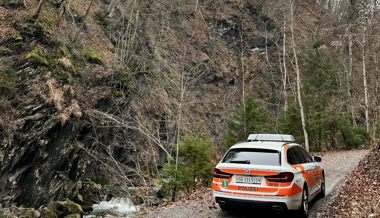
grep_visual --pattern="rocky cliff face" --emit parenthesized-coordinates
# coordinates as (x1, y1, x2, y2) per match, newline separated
(0, 71, 101, 207)
(0, 0, 307, 210)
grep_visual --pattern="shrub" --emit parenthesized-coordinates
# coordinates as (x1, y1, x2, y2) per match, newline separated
(161, 135, 214, 199)
(83, 49, 105, 65)
(0, 66, 17, 95)
(340, 121, 367, 149)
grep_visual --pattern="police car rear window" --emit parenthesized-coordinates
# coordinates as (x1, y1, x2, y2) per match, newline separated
(222, 148, 280, 166)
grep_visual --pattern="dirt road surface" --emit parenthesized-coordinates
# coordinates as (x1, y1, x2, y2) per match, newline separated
(138, 149, 369, 218)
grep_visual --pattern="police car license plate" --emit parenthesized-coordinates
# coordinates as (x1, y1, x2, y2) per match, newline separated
(236, 176, 261, 184)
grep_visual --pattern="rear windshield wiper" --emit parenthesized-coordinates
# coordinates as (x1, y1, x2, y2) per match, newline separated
(228, 160, 250, 164)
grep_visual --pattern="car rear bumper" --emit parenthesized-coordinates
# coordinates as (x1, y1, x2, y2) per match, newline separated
(215, 197, 288, 210)
(213, 191, 302, 210)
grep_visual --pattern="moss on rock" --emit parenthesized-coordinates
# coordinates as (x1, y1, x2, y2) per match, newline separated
(65, 200, 84, 214)
(39, 208, 58, 218)
(63, 214, 81, 218)
(47, 200, 84, 217)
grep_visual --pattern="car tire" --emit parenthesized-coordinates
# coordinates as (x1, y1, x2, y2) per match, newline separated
(318, 175, 326, 198)
(219, 204, 230, 211)
(296, 185, 309, 218)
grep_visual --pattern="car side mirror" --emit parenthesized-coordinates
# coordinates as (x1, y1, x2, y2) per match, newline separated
(313, 156, 322, 162)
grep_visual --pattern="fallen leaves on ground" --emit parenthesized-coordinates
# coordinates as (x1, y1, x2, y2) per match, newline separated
(316, 145, 380, 218)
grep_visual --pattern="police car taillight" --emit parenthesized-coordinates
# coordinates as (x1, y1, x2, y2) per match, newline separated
(265, 172, 294, 182)
(213, 168, 232, 179)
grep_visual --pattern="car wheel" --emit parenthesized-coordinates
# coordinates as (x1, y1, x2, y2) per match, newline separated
(318, 175, 326, 198)
(296, 186, 309, 218)
(219, 203, 230, 211)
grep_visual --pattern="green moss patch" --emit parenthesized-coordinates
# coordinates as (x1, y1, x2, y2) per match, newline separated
(47, 200, 84, 217)
(0, 66, 17, 95)
(63, 214, 81, 218)
(59, 46, 70, 57)
(11, 32, 23, 43)
(0, 46, 12, 55)
(83, 49, 105, 65)
(26, 48, 49, 66)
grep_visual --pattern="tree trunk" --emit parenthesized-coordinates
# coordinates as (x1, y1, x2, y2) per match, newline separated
(373, 53, 379, 143)
(173, 72, 186, 202)
(265, 23, 270, 64)
(239, 20, 246, 136)
(108, 0, 120, 18)
(34, 0, 46, 19)
(348, 23, 356, 126)
(289, 0, 310, 152)
(362, 26, 370, 135)
(72, 0, 94, 42)
(282, 4, 288, 112)
(194, 0, 199, 12)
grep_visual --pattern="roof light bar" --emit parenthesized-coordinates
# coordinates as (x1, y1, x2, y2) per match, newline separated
(247, 134, 295, 142)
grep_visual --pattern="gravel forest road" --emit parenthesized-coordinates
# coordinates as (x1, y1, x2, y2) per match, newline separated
(139, 149, 369, 218)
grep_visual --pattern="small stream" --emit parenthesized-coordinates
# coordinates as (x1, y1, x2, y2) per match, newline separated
(84, 197, 139, 218)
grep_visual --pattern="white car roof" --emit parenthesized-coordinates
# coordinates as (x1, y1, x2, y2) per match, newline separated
(229, 141, 290, 151)
(247, 134, 295, 142)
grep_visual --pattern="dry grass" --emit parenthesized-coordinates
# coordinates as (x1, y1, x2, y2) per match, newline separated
(46, 78, 64, 111)
(0, 6, 16, 39)
(46, 77, 82, 125)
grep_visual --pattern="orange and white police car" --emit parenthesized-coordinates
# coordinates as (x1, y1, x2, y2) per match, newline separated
(212, 134, 325, 217)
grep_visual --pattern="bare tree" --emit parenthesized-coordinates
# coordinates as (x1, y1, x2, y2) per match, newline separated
(194, 0, 199, 12)
(347, 23, 356, 125)
(289, 0, 310, 151)
(361, 26, 369, 134)
(108, 0, 120, 18)
(113, 0, 140, 70)
(373, 52, 379, 142)
(68, 0, 95, 42)
(239, 19, 247, 136)
(173, 68, 186, 201)
(89, 110, 171, 157)
(282, 0, 289, 112)
(34, 0, 46, 19)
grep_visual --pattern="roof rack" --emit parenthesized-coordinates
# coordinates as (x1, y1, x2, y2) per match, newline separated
(247, 134, 295, 143)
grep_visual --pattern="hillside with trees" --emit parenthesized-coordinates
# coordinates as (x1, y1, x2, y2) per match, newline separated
(0, 0, 379, 217)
